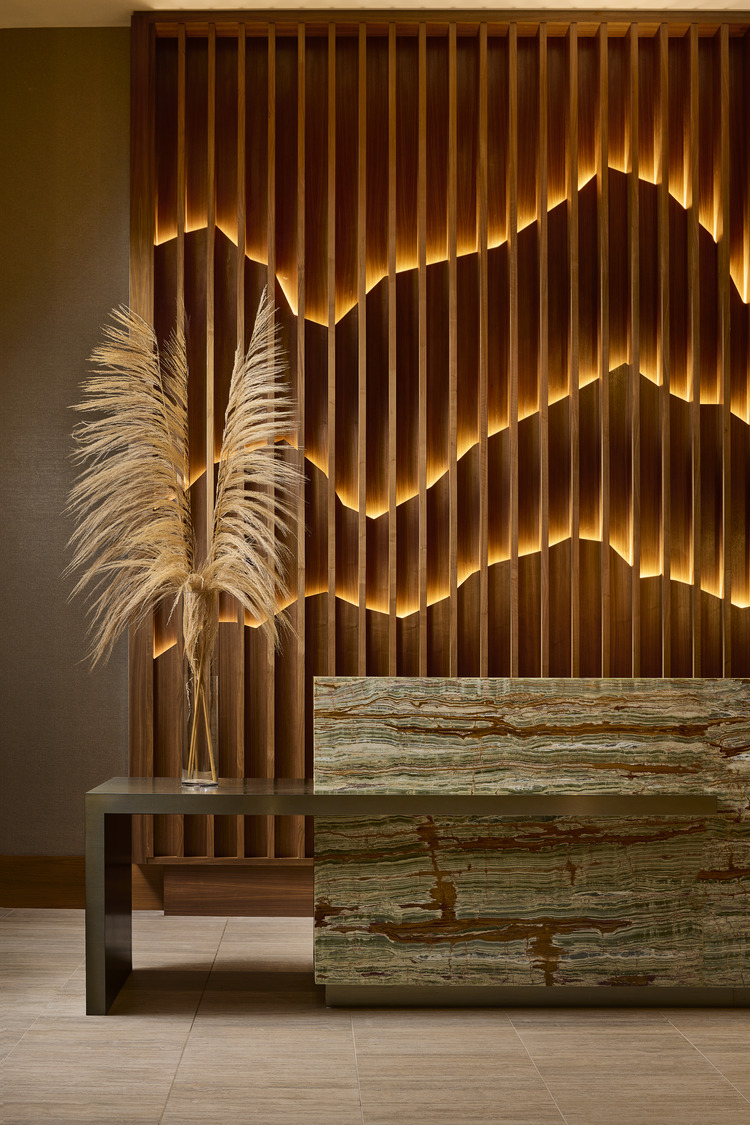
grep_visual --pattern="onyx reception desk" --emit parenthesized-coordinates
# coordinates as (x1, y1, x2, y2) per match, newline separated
(313, 677, 750, 1004)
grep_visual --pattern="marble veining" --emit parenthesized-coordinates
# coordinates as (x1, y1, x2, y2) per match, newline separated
(313, 678, 750, 988)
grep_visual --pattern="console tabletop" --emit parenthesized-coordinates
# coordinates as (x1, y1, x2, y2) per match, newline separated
(87, 777, 717, 819)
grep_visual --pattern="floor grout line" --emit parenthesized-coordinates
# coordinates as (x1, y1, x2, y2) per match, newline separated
(157, 917, 228, 1125)
(508, 1020, 571, 1125)
(666, 1016, 750, 1108)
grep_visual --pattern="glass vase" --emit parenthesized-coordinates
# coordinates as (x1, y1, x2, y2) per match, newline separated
(182, 643, 219, 787)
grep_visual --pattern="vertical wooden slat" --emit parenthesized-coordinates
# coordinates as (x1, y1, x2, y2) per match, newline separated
(206, 29, 216, 585)
(130, 15, 155, 324)
(204, 24, 216, 858)
(658, 23, 670, 676)
(539, 25, 549, 679)
(568, 24, 580, 678)
(215, 23, 241, 857)
(129, 13, 155, 862)
(237, 26, 246, 350)
(357, 24, 367, 676)
(236, 23, 247, 858)
(295, 24, 306, 855)
(177, 25, 186, 320)
(598, 23, 610, 677)
(478, 24, 489, 679)
(327, 23, 337, 678)
(629, 23, 641, 678)
(418, 24, 428, 677)
(174, 23, 186, 858)
(266, 23, 276, 859)
(719, 23, 731, 675)
(448, 23, 459, 677)
(509, 23, 519, 678)
(689, 24, 701, 677)
(388, 23, 398, 675)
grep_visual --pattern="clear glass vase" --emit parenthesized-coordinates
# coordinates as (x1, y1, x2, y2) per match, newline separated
(182, 644, 219, 787)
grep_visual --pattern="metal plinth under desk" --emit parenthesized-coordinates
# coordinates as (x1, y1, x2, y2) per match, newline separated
(85, 778, 717, 1015)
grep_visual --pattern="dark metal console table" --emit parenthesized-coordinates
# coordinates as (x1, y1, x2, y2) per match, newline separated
(85, 777, 717, 1014)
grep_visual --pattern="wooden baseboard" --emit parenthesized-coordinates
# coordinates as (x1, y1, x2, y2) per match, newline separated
(0, 856, 313, 915)
(1, 856, 86, 908)
(163, 864, 313, 916)
(0, 857, 163, 910)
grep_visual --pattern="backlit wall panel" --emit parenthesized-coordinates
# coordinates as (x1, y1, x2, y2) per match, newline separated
(130, 14, 750, 868)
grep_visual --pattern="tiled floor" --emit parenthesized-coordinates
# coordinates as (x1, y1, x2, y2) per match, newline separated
(2, 909, 750, 1124)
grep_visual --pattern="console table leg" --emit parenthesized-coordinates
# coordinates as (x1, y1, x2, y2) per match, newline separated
(85, 802, 132, 1014)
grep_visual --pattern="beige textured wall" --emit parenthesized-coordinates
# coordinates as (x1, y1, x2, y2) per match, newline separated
(0, 28, 130, 855)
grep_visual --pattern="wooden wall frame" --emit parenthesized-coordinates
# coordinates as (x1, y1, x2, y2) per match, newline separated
(130, 11, 750, 880)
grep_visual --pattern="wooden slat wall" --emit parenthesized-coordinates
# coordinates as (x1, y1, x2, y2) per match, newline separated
(131, 15, 750, 872)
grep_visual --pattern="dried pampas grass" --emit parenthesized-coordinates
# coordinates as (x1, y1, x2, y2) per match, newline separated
(66, 290, 302, 781)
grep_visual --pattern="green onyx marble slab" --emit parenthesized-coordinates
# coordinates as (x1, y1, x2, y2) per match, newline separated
(314, 812, 750, 987)
(313, 677, 750, 988)
(314, 677, 750, 801)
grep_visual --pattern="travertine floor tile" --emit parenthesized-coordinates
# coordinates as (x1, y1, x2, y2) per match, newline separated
(192, 991, 352, 1029)
(133, 910, 226, 934)
(185, 1021, 356, 1051)
(0, 909, 85, 940)
(39, 967, 211, 1022)
(515, 1031, 705, 1072)
(357, 1052, 551, 1087)
(508, 1007, 671, 1028)
(2, 1102, 165, 1124)
(665, 1009, 750, 1048)
(0, 937, 86, 955)
(192, 971, 351, 1028)
(539, 1072, 750, 1123)
(558, 1093, 750, 1125)
(212, 945, 313, 972)
(0, 1015, 188, 1123)
(692, 1058, 750, 1100)
(2, 1088, 170, 1124)
(222, 915, 312, 938)
(356, 1051, 566, 1124)
(0, 975, 83, 1006)
(353, 1009, 517, 1054)
(0, 1016, 37, 1064)
(360, 1110, 566, 1125)
(161, 1087, 364, 1124)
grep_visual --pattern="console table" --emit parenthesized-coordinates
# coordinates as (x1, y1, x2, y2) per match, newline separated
(85, 777, 715, 1014)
